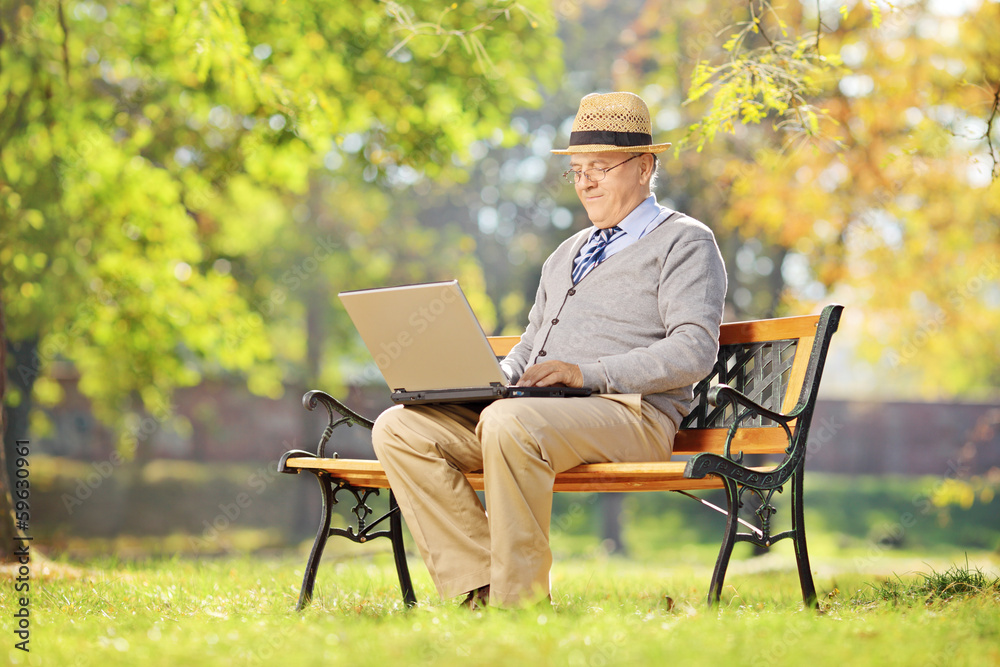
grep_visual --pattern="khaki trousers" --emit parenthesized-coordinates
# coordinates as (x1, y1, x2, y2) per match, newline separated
(371, 395, 676, 606)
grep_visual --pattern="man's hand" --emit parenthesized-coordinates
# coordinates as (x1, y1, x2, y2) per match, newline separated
(515, 360, 584, 388)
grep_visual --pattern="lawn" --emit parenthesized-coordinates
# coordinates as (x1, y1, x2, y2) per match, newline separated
(5, 551, 999, 667)
(9, 469, 1000, 665)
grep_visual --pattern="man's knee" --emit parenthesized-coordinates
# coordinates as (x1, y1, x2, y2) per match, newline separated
(478, 401, 545, 460)
(477, 401, 519, 438)
(371, 405, 409, 457)
(373, 405, 464, 460)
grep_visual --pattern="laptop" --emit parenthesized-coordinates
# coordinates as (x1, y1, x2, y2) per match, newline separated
(338, 281, 593, 404)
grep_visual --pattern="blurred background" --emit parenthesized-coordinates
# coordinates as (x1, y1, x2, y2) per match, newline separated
(2, 0, 998, 565)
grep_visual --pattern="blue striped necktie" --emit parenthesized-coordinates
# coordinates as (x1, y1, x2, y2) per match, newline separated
(572, 226, 622, 284)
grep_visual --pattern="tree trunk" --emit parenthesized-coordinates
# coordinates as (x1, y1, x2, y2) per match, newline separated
(3, 338, 37, 486)
(0, 293, 30, 562)
(600, 492, 627, 556)
(291, 182, 332, 539)
(292, 273, 328, 538)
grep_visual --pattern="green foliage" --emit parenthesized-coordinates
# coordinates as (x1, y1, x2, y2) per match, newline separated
(626, 0, 1000, 398)
(680, 1, 843, 152)
(1, 0, 562, 447)
(684, 39, 839, 150)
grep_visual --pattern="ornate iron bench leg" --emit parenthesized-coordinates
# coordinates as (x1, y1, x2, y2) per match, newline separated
(791, 470, 818, 608)
(388, 491, 417, 607)
(295, 470, 335, 611)
(289, 469, 417, 610)
(707, 478, 741, 607)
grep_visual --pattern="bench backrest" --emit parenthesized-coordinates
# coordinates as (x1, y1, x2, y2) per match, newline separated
(488, 304, 842, 459)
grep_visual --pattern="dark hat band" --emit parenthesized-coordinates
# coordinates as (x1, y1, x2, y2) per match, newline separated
(568, 129, 653, 147)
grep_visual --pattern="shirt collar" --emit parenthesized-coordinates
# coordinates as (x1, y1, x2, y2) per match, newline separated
(590, 195, 660, 240)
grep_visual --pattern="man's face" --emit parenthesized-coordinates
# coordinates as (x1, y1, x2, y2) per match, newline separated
(569, 152, 650, 229)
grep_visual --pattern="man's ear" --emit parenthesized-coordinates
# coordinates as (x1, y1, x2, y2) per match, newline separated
(641, 154, 655, 183)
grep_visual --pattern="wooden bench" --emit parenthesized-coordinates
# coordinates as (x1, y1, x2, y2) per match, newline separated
(278, 304, 843, 610)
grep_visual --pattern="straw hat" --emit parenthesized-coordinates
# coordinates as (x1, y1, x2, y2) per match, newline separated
(551, 92, 670, 155)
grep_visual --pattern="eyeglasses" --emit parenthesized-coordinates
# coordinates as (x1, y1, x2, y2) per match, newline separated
(562, 154, 641, 185)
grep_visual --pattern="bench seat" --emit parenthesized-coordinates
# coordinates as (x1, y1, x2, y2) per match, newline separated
(280, 457, 763, 492)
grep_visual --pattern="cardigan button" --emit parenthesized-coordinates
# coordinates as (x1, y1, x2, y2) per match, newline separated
(538, 350, 547, 357)
(551, 318, 559, 325)
(567, 289, 576, 296)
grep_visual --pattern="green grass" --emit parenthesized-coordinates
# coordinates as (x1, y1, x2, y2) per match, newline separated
(6, 552, 999, 667)
(14, 467, 1000, 665)
(855, 559, 1000, 606)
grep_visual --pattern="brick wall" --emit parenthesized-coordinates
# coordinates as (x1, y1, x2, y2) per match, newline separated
(805, 400, 1000, 476)
(41, 377, 390, 463)
(38, 379, 1000, 476)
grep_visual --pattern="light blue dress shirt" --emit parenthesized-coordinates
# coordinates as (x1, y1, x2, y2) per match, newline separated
(572, 195, 673, 275)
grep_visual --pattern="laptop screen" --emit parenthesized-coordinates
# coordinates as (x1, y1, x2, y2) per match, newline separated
(338, 281, 508, 391)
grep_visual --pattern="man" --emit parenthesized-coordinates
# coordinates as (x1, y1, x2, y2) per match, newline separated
(372, 92, 727, 608)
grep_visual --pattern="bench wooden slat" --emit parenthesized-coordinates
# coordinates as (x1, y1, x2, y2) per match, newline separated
(283, 428, 797, 490)
(488, 336, 521, 356)
(283, 457, 741, 493)
(781, 334, 814, 414)
(487, 315, 820, 357)
(672, 426, 793, 455)
(718, 313, 819, 346)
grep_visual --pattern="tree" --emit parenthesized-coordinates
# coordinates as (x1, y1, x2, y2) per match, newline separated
(0, 0, 561, 560)
(617, 0, 1000, 398)
(612, 0, 1000, 512)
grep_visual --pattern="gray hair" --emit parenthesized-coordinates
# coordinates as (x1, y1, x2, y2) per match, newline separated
(634, 152, 660, 193)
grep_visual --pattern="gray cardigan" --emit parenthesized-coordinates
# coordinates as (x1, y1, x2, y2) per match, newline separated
(501, 211, 728, 427)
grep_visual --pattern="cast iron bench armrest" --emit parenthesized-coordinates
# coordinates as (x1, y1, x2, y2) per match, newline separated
(299, 389, 374, 460)
(708, 384, 796, 427)
(685, 384, 802, 491)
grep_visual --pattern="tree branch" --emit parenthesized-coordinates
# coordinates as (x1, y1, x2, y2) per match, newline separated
(815, 0, 822, 52)
(57, 0, 70, 83)
(984, 82, 1000, 180)
(749, 0, 776, 50)
(382, 0, 520, 75)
